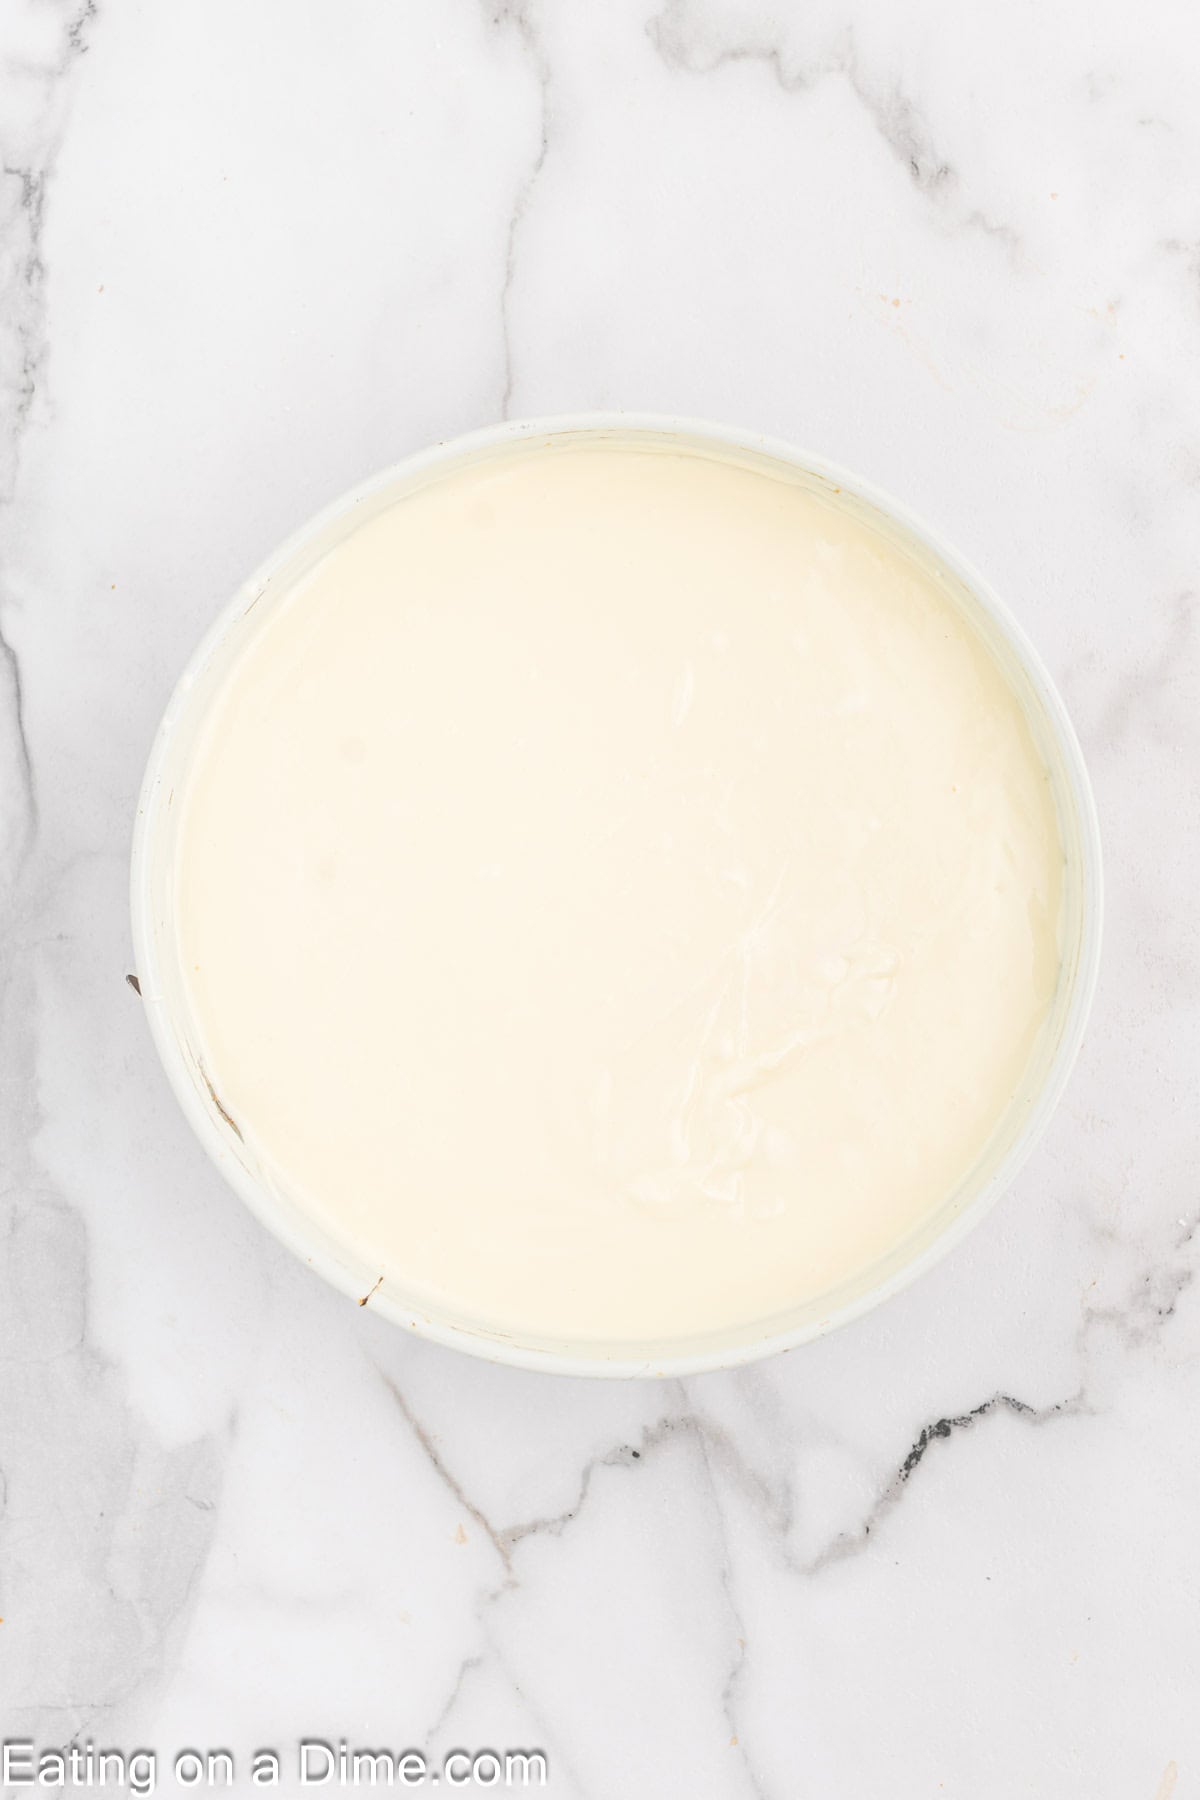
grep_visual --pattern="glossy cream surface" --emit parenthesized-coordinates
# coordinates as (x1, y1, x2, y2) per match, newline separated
(174, 440, 1064, 1344)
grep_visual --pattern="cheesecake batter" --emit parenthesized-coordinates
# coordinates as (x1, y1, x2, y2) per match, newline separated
(174, 439, 1064, 1344)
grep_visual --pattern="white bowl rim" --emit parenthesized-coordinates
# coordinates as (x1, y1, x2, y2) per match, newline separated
(130, 411, 1104, 1379)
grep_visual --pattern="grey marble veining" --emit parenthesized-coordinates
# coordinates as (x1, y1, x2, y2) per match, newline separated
(1, 1, 1197, 1796)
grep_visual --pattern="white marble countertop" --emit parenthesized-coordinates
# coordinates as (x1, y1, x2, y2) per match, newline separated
(1, 2, 1197, 1796)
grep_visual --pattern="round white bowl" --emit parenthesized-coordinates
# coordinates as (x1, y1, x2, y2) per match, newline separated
(131, 415, 1102, 1377)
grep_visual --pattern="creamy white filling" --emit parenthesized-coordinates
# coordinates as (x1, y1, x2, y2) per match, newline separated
(174, 441, 1064, 1343)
